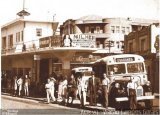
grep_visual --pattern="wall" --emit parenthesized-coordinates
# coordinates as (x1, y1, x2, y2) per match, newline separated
(24, 21, 53, 49)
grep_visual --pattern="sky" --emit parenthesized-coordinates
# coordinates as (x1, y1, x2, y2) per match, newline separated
(0, 0, 159, 27)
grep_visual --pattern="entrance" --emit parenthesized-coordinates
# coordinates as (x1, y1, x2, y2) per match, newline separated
(40, 59, 49, 84)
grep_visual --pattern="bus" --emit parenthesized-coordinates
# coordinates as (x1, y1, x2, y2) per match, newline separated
(71, 67, 92, 82)
(92, 54, 154, 109)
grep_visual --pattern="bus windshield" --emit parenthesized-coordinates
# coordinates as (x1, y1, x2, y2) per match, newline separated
(127, 63, 144, 73)
(108, 64, 126, 75)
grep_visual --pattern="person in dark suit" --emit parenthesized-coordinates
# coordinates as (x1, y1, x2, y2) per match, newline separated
(88, 71, 100, 106)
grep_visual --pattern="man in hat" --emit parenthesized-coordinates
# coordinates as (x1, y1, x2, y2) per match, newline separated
(88, 71, 100, 106)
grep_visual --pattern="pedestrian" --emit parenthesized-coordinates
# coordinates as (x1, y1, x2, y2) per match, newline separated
(61, 75, 68, 105)
(45, 78, 55, 103)
(102, 73, 110, 109)
(13, 75, 18, 96)
(7, 76, 12, 93)
(17, 76, 23, 97)
(50, 76, 56, 102)
(127, 77, 138, 110)
(57, 75, 63, 100)
(77, 73, 87, 107)
(24, 75, 30, 97)
(88, 71, 100, 106)
(67, 74, 77, 105)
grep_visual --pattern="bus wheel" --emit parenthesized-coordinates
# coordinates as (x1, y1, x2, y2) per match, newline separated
(144, 100, 153, 109)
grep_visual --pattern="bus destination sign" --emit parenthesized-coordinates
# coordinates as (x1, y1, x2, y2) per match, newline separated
(116, 57, 135, 62)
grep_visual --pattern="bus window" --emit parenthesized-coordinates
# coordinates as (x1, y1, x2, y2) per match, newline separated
(108, 64, 126, 75)
(127, 63, 144, 73)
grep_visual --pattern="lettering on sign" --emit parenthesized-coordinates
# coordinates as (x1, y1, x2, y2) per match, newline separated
(63, 34, 96, 48)
(115, 57, 134, 62)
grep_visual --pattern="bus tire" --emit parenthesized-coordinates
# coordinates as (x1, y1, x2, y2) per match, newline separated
(144, 100, 153, 109)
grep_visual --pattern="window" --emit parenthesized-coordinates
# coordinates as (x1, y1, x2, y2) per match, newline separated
(121, 41, 124, 50)
(140, 39, 145, 51)
(16, 32, 20, 42)
(116, 41, 120, 48)
(96, 26, 100, 33)
(122, 27, 125, 34)
(108, 64, 126, 75)
(36, 28, 42, 36)
(2, 37, 6, 49)
(85, 26, 90, 33)
(127, 63, 144, 73)
(8, 34, 13, 48)
(111, 26, 115, 33)
(91, 27, 94, 33)
(116, 26, 120, 33)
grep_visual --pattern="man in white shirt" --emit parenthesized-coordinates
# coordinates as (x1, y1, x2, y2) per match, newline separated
(77, 74, 87, 107)
(127, 77, 137, 110)
(102, 73, 110, 109)
(45, 78, 55, 103)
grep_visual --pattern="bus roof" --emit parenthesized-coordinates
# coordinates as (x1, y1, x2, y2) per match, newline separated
(72, 67, 92, 72)
(94, 54, 144, 64)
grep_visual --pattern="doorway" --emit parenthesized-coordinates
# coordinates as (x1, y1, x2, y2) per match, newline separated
(40, 59, 49, 83)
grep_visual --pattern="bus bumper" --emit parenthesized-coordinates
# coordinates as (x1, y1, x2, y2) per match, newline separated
(115, 95, 155, 102)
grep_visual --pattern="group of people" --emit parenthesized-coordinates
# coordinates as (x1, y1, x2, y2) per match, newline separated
(13, 75, 30, 97)
(44, 72, 111, 109)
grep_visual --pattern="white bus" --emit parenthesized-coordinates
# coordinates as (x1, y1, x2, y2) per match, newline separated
(92, 54, 154, 109)
(71, 67, 92, 82)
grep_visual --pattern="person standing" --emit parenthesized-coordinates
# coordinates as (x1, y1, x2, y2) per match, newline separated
(17, 76, 23, 97)
(102, 73, 110, 109)
(13, 75, 18, 96)
(50, 76, 56, 102)
(61, 76, 68, 105)
(45, 78, 56, 103)
(127, 77, 138, 110)
(24, 75, 30, 97)
(67, 74, 77, 104)
(77, 73, 87, 107)
(88, 71, 100, 106)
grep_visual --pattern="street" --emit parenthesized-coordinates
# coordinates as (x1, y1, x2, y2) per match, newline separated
(1, 94, 159, 115)
(1, 95, 81, 114)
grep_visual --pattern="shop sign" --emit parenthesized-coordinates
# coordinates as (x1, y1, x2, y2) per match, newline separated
(51, 35, 62, 47)
(39, 37, 50, 48)
(39, 36, 62, 48)
(63, 34, 96, 48)
(71, 55, 101, 63)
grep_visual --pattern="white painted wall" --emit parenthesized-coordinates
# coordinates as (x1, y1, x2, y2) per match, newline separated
(24, 21, 53, 49)
(1, 20, 54, 50)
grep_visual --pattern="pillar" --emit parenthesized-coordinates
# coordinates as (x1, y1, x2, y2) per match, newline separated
(62, 59, 71, 77)
(53, 51, 76, 78)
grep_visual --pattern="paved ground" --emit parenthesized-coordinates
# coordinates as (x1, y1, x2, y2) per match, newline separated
(1, 93, 160, 115)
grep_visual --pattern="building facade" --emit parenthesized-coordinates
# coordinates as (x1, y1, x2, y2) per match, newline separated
(124, 23, 160, 93)
(60, 15, 157, 53)
(1, 15, 158, 96)
(1, 18, 59, 95)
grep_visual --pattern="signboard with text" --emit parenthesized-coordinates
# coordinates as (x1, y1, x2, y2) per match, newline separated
(63, 34, 96, 48)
